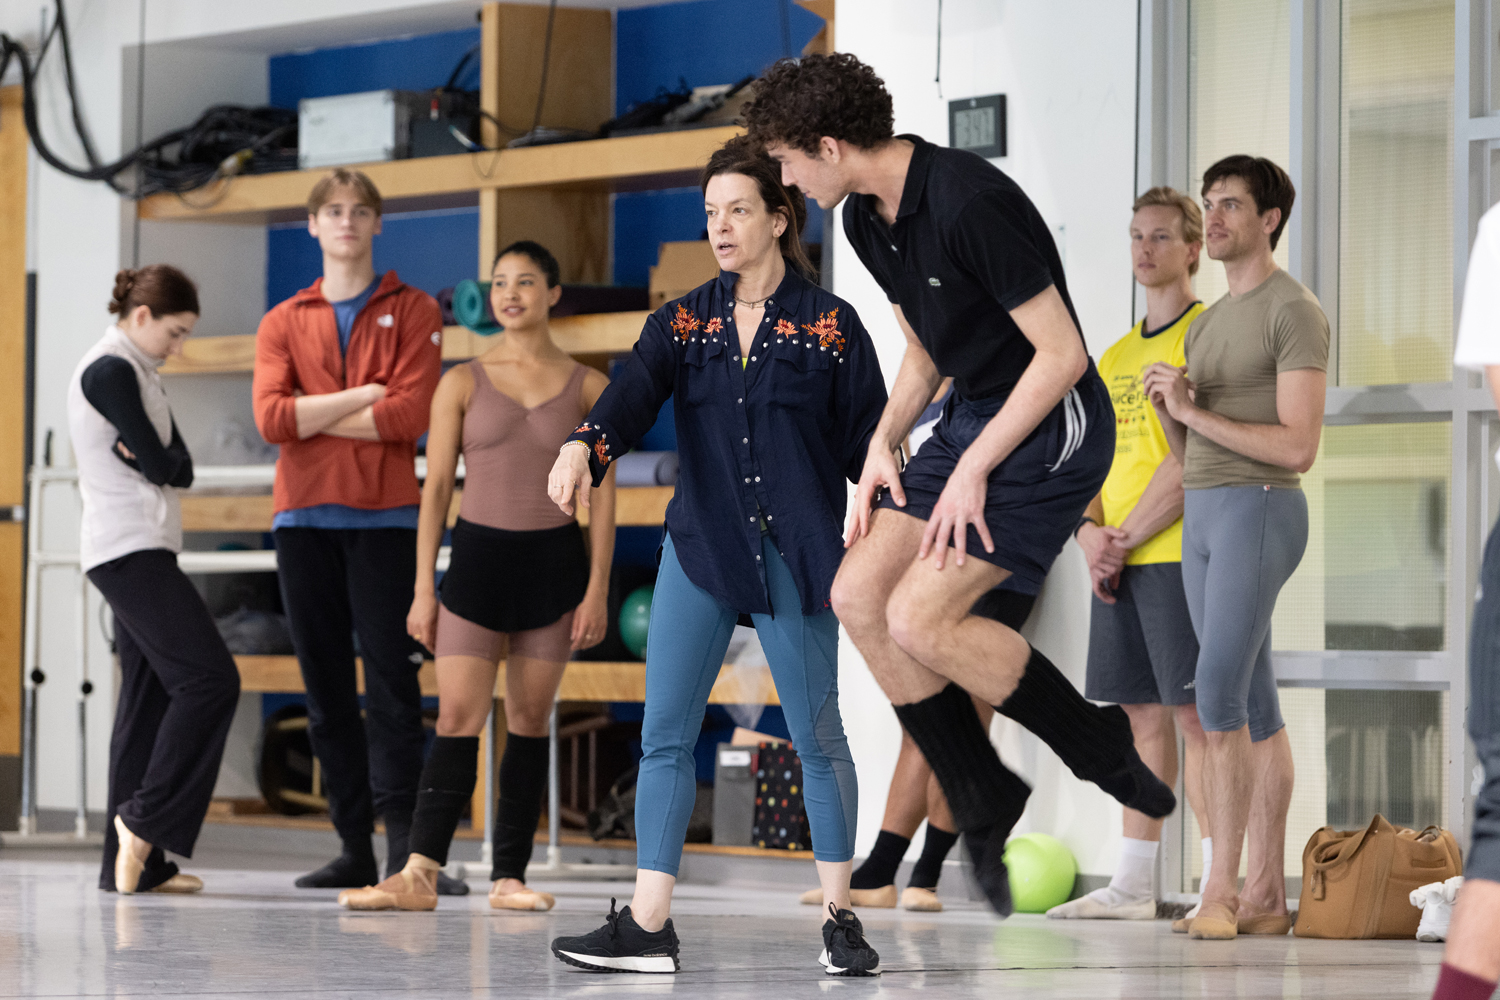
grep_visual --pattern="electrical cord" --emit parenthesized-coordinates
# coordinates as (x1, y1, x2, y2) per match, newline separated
(0, 0, 297, 197)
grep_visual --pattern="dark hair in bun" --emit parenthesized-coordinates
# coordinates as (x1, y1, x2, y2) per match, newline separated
(109, 265, 200, 319)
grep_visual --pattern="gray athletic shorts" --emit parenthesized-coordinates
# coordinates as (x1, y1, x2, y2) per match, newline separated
(1085, 562, 1199, 707)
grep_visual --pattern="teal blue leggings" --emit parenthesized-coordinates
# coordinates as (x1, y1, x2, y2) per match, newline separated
(635, 532, 857, 875)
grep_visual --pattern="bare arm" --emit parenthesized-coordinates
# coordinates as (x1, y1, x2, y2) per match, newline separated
(573, 369, 616, 650)
(845, 305, 942, 544)
(874, 305, 945, 453)
(323, 404, 381, 441)
(1144, 364, 1324, 473)
(294, 385, 384, 440)
(1487, 366, 1500, 413)
(922, 284, 1089, 566)
(1116, 452, 1184, 547)
(406, 369, 468, 651)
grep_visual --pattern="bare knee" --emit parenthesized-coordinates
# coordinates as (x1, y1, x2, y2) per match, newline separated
(435, 700, 490, 737)
(830, 564, 883, 637)
(1176, 703, 1208, 748)
(885, 588, 940, 664)
(1121, 702, 1170, 732)
(505, 701, 552, 739)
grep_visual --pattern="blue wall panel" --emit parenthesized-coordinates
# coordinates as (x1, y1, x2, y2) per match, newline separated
(267, 207, 479, 308)
(615, 0, 822, 116)
(268, 27, 481, 108)
(612, 0, 826, 285)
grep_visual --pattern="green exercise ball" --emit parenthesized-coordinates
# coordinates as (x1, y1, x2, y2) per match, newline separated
(1003, 832, 1077, 913)
(619, 586, 654, 659)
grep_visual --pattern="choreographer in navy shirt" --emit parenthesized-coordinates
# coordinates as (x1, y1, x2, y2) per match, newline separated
(545, 137, 886, 977)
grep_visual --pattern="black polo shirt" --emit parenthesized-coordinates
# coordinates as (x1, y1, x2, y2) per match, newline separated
(842, 134, 1084, 401)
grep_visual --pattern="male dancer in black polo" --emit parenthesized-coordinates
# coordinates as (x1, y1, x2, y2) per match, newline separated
(748, 54, 1174, 915)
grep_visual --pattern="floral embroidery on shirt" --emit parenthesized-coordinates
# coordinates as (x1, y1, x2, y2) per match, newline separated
(774, 318, 797, 340)
(705, 317, 724, 336)
(802, 308, 845, 352)
(594, 434, 611, 466)
(573, 422, 592, 436)
(671, 304, 702, 342)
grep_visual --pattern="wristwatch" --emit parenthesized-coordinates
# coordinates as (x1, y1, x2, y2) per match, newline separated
(1074, 515, 1098, 538)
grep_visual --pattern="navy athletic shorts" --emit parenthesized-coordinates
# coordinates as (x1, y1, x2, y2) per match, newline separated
(877, 368, 1113, 595)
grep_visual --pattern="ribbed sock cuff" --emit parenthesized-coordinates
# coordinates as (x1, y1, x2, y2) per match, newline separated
(892, 683, 1027, 833)
(851, 830, 910, 890)
(1434, 963, 1498, 1000)
(909, 824, 959, 889)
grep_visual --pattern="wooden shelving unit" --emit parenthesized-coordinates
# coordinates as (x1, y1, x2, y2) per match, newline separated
(179, 484, 671, 531)
(233, 654, 777, 706)
(137, 128, 739, 226)
(162, 311, 654, 375)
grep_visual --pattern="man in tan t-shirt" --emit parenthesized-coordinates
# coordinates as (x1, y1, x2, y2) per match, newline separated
(1143, 155, 1328, 942)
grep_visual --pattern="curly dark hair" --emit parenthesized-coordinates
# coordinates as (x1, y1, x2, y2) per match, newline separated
(744, 53, 895, 155)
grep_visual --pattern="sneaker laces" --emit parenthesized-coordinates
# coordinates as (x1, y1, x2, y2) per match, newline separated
(826, 903, 866, 948)
(605, 898, 622, 939)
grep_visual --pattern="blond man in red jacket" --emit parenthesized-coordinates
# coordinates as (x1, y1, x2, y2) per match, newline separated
(253, 169, 452, 891)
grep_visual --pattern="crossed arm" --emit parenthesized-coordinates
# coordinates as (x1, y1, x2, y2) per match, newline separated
(292, 384, 386, 440)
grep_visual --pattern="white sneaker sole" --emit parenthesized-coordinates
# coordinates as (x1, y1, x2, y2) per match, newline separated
(553, 949, 678, 974)
(818, 947, 881, 976)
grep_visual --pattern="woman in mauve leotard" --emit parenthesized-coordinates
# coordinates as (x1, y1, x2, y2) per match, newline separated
(338, 240, 616, 914)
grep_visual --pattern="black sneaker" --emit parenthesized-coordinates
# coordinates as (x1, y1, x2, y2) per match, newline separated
(551, 899, 680, 974)
(819, 904, 881, 976)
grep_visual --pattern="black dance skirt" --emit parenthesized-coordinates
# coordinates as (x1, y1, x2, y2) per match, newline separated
(439, 518, 589, 633)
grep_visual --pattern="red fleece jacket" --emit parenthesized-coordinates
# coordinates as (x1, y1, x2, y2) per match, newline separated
(252, 272, 442, 513)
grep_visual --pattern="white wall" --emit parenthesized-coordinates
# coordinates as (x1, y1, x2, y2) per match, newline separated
(835, 0, 1140, 876)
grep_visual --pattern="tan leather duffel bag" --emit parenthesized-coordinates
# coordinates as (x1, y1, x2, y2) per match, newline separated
(1294, 815, 1462, 939)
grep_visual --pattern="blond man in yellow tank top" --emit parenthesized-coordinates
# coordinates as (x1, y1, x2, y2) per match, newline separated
(1051, 187, 1211, 921)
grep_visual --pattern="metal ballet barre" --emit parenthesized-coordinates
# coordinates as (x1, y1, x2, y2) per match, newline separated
(14, 461, 624, 883)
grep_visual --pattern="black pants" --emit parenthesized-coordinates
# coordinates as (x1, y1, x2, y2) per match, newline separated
(1468, 518, 1500, 883)
(88, 549, 240, 890)
(274, 528, 426, 845)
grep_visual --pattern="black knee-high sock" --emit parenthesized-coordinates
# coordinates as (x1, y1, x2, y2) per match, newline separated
(891, 684, 1030, 834)
(996, 645, 1135, 776)
(851, 830, 910, 890)
(996, 645, 1175, 818)
(491, 733, 550, 882)
(406, 736, 480, 868)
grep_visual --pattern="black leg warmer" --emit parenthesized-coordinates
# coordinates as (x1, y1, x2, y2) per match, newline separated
(406, 735, 480, 868)
(491, 732, 550, 882)
(892, 683, 1030, 916)
(996, 645, 1176, 819)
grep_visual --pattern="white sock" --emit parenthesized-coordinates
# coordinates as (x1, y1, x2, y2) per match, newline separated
(1100, 837, 1157, 902)
(1200, 837, 1213, 893)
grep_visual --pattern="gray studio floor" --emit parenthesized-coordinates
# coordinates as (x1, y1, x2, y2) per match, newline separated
(0, 823, 1448, 999)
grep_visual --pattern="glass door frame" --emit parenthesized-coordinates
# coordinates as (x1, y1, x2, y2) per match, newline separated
(1137, 0, 1493, 886)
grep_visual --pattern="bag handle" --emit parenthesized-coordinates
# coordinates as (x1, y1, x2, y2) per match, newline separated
(1308, 816, 1381, 900)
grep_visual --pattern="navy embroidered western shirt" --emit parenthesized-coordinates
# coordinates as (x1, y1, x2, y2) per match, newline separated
(565, 265, 886, 616)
